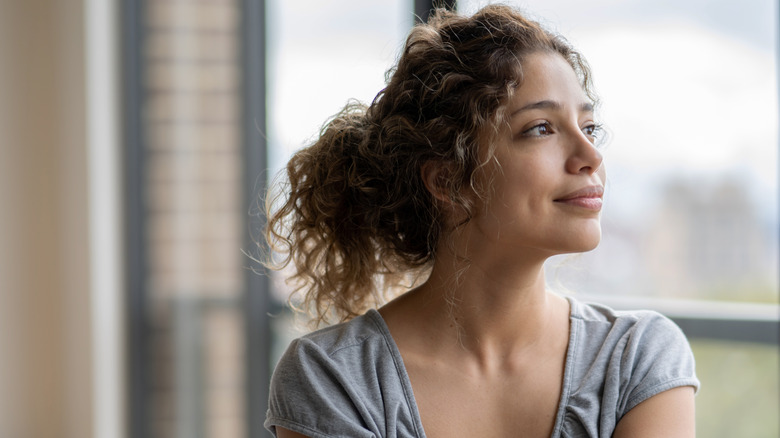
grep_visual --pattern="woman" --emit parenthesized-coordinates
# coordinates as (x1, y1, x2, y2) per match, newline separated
(264, 5, 699, 437)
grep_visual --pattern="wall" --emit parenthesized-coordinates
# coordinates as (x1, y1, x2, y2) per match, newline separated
(0, 1, 93, 437)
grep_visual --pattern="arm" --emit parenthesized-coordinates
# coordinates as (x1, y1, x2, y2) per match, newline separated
(277, 427, 310, 438)
(613, 386, 696, 438)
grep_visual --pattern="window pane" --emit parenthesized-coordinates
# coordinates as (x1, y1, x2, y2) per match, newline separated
(459, 0, 778, 304)
(265, 0, 412, 355)
(691, 339, 779, 437)
(267, 0, 411, 178)
(457, 1, 779, 435)
(263, 1, 778, 436)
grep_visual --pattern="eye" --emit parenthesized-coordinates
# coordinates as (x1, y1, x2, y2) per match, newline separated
(522, 122, 553, 138)
(582, 123, 603, 141)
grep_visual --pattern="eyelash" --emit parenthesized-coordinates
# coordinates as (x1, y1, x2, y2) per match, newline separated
(520, 122, 603, 141)
(583, 123, 603, 139)
(521, 122, 553, 137)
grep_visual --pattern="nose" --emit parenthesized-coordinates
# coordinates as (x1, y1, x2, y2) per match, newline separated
(565, 131, 603, 175)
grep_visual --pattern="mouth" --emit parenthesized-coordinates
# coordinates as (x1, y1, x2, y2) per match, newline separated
(554, 185, 604, 211)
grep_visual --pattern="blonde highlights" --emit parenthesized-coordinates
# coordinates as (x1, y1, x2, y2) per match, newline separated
(265, 5, 596, 326)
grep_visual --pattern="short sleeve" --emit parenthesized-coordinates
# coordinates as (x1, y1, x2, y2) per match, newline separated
(264, 338, 378, 438)
(616, 312, 700, 416)
(264, 311, 424, 438)
(559, 301, 701, 437)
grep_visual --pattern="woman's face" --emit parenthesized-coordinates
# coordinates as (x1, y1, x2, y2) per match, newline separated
(467, 51, 606, 260)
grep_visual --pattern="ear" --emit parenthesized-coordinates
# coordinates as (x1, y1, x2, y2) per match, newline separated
(421, 160, 453, 204)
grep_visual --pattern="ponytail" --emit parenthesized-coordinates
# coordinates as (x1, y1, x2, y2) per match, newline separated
(265, 101, 434, 326)
(264, 5, 597, 327)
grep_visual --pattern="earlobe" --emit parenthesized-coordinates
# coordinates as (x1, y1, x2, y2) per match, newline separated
(421, 160, 452, 204)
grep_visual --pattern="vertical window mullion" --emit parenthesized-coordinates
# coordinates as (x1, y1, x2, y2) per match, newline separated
(241, 0, 273, 437)
(122, 0, 152, 436)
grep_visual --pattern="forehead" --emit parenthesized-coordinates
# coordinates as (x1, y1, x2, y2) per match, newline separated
(509, 52, 590, 110)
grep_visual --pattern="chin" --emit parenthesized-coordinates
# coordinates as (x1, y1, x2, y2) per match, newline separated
(579, 231, 602, 252)
(580, 239, 601, 253)
(556, 228, 602, 255)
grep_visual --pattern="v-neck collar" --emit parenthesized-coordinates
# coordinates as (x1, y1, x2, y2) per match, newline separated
(366, 296, 579, 438)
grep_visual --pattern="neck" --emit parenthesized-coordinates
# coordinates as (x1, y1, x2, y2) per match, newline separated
(411, 247, 561, 367)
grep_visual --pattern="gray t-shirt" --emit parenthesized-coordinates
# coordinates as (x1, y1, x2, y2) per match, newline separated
(265, 296, 699, 437)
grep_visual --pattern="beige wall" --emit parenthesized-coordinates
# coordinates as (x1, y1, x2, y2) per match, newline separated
(0, 1, 94, 437)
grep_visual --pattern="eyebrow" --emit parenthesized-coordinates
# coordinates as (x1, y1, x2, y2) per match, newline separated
(510, 100, 594, 117)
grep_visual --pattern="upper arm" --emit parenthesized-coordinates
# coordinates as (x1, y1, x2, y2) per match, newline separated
(613, 386, 696, 438)
(276, 427, 311, 438)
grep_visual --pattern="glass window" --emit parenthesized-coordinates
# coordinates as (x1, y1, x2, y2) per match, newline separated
(265, 1, 779, 435)
(267, 0, 412, 177)
(458, 0, 779, 435)
(691, 339, 778, 437)
(460, 0, 778, 304)
(265, 0, 412, 354)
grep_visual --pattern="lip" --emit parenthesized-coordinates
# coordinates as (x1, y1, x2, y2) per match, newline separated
(554, 185, 604, 211)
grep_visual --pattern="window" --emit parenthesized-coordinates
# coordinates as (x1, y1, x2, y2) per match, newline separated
(461, 0, 779, 434)
(124, 0, 413, 437)
(124, 0, 779, 436)
(265, 0, 412, 356)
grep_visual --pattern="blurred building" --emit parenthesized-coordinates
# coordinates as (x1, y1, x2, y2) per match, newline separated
(644, 177, 775, 300)
(547, 176, 776, 303)
(141, 2, 247, 437)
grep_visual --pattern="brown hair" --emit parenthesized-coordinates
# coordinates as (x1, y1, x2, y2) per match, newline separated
(265, 4, 596, 326)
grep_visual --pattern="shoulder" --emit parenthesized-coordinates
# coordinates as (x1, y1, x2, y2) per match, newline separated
(560, 297, 700, 434)
(569, 297, 691, 353)
(269, 311, 402, 393)
(265, 310, 422, 437)
(283, 310, 389, 363)
(269, 310, 396, 404)
(568, 296, 698, 378)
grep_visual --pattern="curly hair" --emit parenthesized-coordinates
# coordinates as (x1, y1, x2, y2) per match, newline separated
(265, 4, 597, 326)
